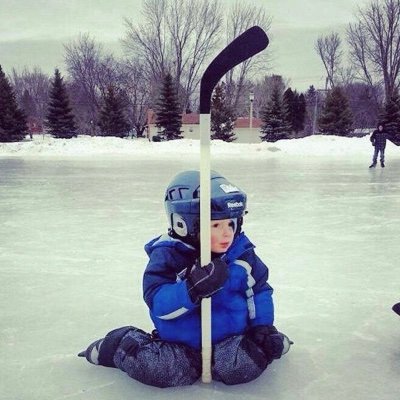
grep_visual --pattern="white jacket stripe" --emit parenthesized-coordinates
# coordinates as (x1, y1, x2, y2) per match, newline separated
(234, 259, 256, 319)
(157, 307, 189, 320)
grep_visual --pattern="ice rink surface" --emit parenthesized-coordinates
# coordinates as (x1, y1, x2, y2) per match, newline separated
(1, 141, 399, 399)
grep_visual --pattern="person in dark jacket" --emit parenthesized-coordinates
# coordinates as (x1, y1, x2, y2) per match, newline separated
(369, 123, 387, 168)
(78, 170, 291, 387)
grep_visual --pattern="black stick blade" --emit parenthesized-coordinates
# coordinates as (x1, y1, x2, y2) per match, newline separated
(199, 26, 269, 114)
(393, 302, 400, 316)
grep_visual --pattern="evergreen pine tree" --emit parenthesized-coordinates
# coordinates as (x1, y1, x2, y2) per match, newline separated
(0, 65, 27, 142)
(318, 86, 353, 136)
(98, 86, 130, 137)
(304, 85, 317, 134)
(382, 90, 400, 144)
(154, 73, 182, 140)
(307, 85, 317, 101)
(284, 88, 306, 136)
(260, 86, 291, 142)
(283, 88, 295, 133)
(45, 69, 77, 139)
(210, 83, 236, 142)
(295, 93, 306, 133)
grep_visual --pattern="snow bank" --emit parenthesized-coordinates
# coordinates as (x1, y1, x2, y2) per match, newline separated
(0, 134, 394, 159)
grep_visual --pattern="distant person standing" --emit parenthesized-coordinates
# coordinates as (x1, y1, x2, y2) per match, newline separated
(369, 123, 387, 168)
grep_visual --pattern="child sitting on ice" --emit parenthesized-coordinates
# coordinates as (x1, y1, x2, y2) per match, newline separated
(78, 170, 292, 387)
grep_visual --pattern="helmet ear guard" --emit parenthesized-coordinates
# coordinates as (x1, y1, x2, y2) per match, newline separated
(171, 213, 188, 237)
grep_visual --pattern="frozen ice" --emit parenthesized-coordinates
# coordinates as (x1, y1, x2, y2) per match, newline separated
(0, 136, 399, 400)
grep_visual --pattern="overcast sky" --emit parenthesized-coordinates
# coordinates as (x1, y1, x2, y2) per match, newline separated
(0, 0, 371, 91)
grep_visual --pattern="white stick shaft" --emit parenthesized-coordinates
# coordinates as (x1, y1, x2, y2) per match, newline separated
(199, 113, 212, 383)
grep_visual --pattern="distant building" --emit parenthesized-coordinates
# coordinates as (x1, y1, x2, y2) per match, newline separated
(147, 110, 262, 143)
(234, 117, 262, 143)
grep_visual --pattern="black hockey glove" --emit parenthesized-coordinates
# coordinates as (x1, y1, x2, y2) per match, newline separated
(247, 325, 284, 360)
(186, 258, 228, 303)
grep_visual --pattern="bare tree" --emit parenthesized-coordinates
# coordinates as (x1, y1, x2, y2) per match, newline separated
(122, 0, 223, 112)
(251, 74, 287, 119)
(10, 67, 50, 124)
(64, 33, 101, 124)
(64, 33, 121, 132)
(224, 1, 272, 112)
(123, 0, 168, 84)
(347, 0, 400, 100)
(344, 83, 381, 129)
(119, 60, 151, 135)
(95, 55, 122, 99)
(337, 65, 356, 87)
(315, 32, 342, 89)
(346, 22, 375, 88)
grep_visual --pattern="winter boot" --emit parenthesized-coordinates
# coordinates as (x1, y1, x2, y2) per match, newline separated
(281, 333, 293, 355)
(266, 331, 294, 359)
(78, 338, 104, 365)
(271, 333, 293, 357)
(369, 163, 376, 168)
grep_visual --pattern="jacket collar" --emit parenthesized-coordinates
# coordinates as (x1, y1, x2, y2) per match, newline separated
(221, 232, 254, 264)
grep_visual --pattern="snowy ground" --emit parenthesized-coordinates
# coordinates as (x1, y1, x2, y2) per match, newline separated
(1, 136, 400, 400)
(0, 133, 387, 158)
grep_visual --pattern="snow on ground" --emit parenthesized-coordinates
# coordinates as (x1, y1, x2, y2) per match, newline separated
(1, 135, 400, 400)
(0, 134, 393, 159)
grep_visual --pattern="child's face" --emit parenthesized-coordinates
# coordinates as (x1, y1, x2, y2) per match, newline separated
(210, 219, 235, 253)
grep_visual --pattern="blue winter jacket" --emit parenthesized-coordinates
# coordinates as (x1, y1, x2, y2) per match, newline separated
(142, 232, 274, 350)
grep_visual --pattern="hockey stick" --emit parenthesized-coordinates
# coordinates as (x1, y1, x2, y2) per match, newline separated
(199, 26, 269, 383)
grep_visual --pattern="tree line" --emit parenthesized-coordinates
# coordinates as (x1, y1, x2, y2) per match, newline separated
(1, 0, 400, 143)
(315, 0, 400, 143)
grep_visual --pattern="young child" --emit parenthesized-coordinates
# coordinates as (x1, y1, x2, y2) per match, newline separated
(78, 170, 291, 387)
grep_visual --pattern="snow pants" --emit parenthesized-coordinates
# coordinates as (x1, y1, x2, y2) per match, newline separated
(96, 326, 274, 388)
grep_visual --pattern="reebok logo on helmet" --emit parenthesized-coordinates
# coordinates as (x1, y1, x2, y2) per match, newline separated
(227, 201, 244, 209)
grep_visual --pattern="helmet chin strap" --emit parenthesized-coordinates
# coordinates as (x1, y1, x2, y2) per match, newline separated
(236, 217, 244, 237)
(168, 229, 200, 250)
